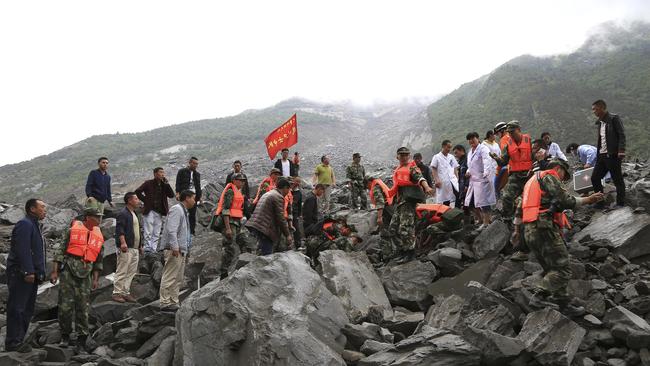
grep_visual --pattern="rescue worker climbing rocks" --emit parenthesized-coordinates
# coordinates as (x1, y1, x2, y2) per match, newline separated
(213, 173, 248, 279)
(50, 198, 105, 353)
(387, 147, 433, 260)
(512, 159, 604, 316)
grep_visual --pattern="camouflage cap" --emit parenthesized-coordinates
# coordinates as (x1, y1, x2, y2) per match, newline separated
(270, 168, 282, 175)
(232, 173, 246, 181)
(506, 120, 521, 131)
(83, 197, 103, 217)
(396, 147, 411, 155)
(353, 152, 362, 158)
(547, 158, 572, 177)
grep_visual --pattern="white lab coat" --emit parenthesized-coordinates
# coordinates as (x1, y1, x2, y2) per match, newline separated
(482, 140, 501, 175)
(430, 152, 459, 204)
(465, 144, 496, 208)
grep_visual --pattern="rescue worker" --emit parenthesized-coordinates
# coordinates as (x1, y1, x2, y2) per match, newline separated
(512, 159, 604, 316)
(387, 147, 433, 259)
(214, 173, 248, 279)
(252, 168, 281, 205)
(490, 120, 533, 221)
(367, 176, 393, 228)
(50, 198, 105, 353)
(415, 203, 464, 244)
(346, 153, 368, 210)
(305, 219, 358, 266)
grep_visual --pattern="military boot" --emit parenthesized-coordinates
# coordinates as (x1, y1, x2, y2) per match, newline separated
(75, 335, 89, 355)
(510, 251, 529, 262)
(528, 288, 559, 310)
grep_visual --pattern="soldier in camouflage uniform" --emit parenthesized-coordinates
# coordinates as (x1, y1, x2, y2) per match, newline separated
(50, 198, 104, 353)
(346, 153, 367, 210)
(490, 121, 533, 221)
(214, 173, 249, 279)
(305, 220, 357, 266)
(512, 159, 603, 316)
(387, 147, 433, 259)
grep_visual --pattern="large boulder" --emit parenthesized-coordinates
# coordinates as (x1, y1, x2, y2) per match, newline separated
(185, 230, 223, 285)
(358, 325, 480, 366)
(319, 250, 393, 321)
(175, 251, 349, 366)
(42, 207, 78, 238)
(472, 220, 510, 259)
(0, 206, 23, 225)
(381, 260, 436, 311)
(629, 177, 650, 212)
(428, 257, 502, 301)
(346, 211, 378, 240)
(603, 305, 650, 349)
(517, 308, 586, 366)
(572, 207, 650, 259)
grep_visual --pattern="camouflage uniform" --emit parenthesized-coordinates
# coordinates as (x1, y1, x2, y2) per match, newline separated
(387, 165, 425, 256)
(498, 141, 532, 219)
(218, 187, 249, 277)
(55, 226, 104, 338)
(305, 226, 354, 264)
(346, 163, 367, 209)
(516, 173, 576, 299)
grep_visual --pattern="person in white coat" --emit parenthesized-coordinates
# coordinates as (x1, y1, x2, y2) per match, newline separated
(464, 132, 496, 230)
(430, 140, 459, 206)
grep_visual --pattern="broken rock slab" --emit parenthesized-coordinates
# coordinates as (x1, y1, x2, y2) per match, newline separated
(319, 250, 393, 321)
(573, 207, 650, 260)
(175, 251, 349, 366)
(472, 220, 510, 260)
(357, 325, 480, 366)
(381, 260, 436, 311)
(517, 308, 586, 366)
(604, 305, 650, 349)
(428, 257, 502, 302)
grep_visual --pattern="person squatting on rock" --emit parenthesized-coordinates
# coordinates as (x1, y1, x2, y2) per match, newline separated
(490, 120, 533, 221)
(5, 199, 47, 353)
(50, 198, 105, 354)
(246, 177, 293, 255)
(305, 218, 359, 266)
(135, 167, 174, 254)
(213, 173, 249, 279)
(512, 159, 604, 316)
(159, 190, 195, 311)
(302, 183, 326, 237)
(112, 192, 144, 303)
(386, 147, 433, 260)
(175, 157, 202, 235)
(346, 152, 368, 210)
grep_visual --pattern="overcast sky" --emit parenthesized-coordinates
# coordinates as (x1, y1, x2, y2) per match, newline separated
(1, 0, 649, 166)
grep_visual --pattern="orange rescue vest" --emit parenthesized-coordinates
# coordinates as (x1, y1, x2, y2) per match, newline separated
(369, 179, 393, 206)
(215, 184, 245, 219)
(390, 161, 422, 198)
(521, 170, 572, 230)
(322, 221, 336, 240)
(284, 191, 293, 219)
(506, 134, 533, 172)
(67, 220, 105, 262)
(253, 177, 275, 205)
(415, 203, 451, 224)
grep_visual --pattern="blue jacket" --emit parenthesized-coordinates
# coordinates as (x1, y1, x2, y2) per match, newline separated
(85, 169, 112, 203)
(115, 207, 144, 248)
(7, 215, 46, 278)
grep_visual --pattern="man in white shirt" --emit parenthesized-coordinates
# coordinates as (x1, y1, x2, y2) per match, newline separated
(541, 132, 567, 161)
(274, 148, 298, 177)
(430, 140, 459, 206)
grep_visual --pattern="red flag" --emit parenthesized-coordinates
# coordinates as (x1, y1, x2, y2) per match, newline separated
(264, 114, 298, 159)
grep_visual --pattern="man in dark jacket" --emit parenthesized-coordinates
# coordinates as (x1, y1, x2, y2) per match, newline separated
(302, 184, 326, 237)
(246, 178, 293, 255)
(414, 153, 433, 189)
(591, 99, 626, 207)
(112, 193, 144, 303)
(5, 199, 47, 352)
(135, 167, 175, 253)
(274, 148, 299, 177)
(85, 157, 113, 214)
(453, 145, 468, 209)
(175, 157, 202, 234)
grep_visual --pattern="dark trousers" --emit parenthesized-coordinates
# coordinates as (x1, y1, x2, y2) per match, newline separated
(249, 228, 274, 255)
(188, 206, 197, 234)
(292, 216, 301, 246)
(5, 270, 37, 347)
(592, 155, 625, 205)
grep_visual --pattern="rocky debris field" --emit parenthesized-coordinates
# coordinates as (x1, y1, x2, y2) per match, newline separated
(0, 162, 649, 365)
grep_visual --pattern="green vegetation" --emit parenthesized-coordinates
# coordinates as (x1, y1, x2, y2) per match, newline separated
(426, 22, 650, 159)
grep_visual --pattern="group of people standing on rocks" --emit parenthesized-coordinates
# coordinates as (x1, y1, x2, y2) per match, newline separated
(4, 99, 627, 353)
